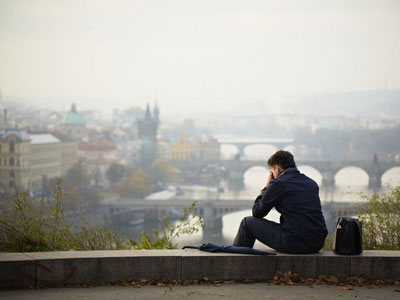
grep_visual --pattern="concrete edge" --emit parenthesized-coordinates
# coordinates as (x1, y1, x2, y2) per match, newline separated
(1, 250, 399, 289)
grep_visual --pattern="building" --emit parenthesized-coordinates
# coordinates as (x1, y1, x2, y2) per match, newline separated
(157, 138, 171, 160)
(78, 137, 117, 162)
(78, 137, 119, 186)
(0, 128, 79, 194)
(199, 137, 221, 161)
(60, 103, 87, 140)
(170, 136, 195, 161)
(50, 132, 79, 176)
(115, 139, 142, 166)
(29, 134, 62, 191)
(137, 103, 160, 166)
(0, 128, 31, 193)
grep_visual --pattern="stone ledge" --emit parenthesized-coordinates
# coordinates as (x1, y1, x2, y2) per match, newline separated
(1, 250, 399, 289)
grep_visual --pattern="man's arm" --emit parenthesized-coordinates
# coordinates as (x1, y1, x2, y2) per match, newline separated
(252, 179, 284, 218)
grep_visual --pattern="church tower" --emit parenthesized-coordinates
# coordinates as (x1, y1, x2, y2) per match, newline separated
(153, 101, 159, 123)
(137, 102, 159, 141)
(137, 102, 160, 167)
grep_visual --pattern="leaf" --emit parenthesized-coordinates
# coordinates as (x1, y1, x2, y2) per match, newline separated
(327, 275, 339, 284)
(338, 287, 353, 291)
(287, 280, 296, 286)
(157, 283, 167, 287)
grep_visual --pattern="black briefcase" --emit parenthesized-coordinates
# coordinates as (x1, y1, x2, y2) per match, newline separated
(333, 217, 363, 255)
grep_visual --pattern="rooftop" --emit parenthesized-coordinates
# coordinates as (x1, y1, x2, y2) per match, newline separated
(30, 133, 60, 145)
(0, 128, 30, 141)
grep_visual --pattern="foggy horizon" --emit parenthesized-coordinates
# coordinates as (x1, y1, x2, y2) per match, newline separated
(1, 0, 400, 117)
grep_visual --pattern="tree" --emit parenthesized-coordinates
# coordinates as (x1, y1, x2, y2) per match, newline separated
(63, 163, 99, 212)
(131, 169, 153, 197)
(65, 163, 89, 188)
(106, 163, 126, 186)
(90, 165, 102, 187)
(117, 169, 153, 198)
(150, 158, 179, 184)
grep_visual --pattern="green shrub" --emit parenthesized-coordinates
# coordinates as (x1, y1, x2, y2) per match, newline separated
(322, 233, 335, 251)
(0, 180, 203, 252)
(357, 186, 400, 250)
(128, 202, 203, 249)
(323, 186, 400, 251)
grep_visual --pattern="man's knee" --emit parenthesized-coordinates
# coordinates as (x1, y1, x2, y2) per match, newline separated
(240, 216, 256, 229)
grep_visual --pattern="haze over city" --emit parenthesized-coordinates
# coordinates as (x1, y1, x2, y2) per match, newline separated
(1, 2, 400, 295)
(1, 0, 400, 116)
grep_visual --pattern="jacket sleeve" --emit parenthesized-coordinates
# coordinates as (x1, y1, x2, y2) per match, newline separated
(252, 179, 285, 218)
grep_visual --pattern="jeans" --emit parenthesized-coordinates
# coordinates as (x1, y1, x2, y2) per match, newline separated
(233, 216, 322, 254)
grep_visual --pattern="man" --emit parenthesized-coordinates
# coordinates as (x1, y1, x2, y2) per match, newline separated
(233, 150, 328, 254)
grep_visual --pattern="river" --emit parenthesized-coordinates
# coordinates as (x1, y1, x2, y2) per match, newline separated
(109, 144, 400, 249)
(111, 165, 400, 249)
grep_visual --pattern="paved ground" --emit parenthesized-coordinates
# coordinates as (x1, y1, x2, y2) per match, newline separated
(1, 283, 399, 300)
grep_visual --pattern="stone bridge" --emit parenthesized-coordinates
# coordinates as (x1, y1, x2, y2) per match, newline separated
(105, 198, 251, 227)
(218, 137, 295, 156)
(104, 198, 253, 243)
(171, 159, 400, 188)
(103, 198, 368, 243)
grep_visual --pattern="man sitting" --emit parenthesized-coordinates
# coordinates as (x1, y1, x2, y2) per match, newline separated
(233, 150, 328, 254)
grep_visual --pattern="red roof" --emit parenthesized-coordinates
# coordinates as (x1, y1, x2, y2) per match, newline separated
(78, 138, 116, 151)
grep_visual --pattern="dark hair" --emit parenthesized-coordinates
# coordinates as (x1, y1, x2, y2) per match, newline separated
(267, 150, 296, 170)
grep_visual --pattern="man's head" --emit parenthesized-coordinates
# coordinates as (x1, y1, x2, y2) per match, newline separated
(267, 150, 297, 178)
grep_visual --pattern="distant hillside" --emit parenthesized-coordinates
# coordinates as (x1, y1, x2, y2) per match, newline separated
(294, 90, 400, 117)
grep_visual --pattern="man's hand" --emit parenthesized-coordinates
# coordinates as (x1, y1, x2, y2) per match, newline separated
(265, 171, 275, 188)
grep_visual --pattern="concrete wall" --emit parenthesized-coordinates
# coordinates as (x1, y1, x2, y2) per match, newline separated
(1, 250, 399, 289)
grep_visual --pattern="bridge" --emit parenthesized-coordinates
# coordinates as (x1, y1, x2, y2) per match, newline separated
(103, 197, 368, 243)
(171, 159, 400, 188)
(218, 137, 295, 156)
(104, 198, 251, 227)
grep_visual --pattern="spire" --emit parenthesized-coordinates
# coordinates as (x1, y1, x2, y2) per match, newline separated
(71, 103, 77, 112)
(145, 102, 151, 120)
(153, 100, 159, 122)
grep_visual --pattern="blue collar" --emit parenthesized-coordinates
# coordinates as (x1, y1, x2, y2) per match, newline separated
(278, 167, 298, 177)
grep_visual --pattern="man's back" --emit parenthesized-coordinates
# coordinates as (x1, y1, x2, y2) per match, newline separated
(234, 150, 328, 253)
(274, 168, 328, 249)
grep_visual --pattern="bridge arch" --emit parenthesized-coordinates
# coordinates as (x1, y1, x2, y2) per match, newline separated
(243, 144, 278, 161)
(335, 166, 369, 187)
(381, 167, 400, 187)
(222, 210, 250, 241)
(243, 166, 268, 188)
(297, 165, 323, 186)
(220, 144, 239, 160)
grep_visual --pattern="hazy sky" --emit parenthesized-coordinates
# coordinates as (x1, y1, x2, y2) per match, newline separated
(0, 0, 399, 115)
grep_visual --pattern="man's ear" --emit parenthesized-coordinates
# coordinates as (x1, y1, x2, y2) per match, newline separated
(277, 165, 282, 174)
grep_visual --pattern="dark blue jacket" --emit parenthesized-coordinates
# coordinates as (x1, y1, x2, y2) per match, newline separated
(253, 168, 328, 249)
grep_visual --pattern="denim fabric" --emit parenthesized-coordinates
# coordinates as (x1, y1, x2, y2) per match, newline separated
(233, 216, 323, 254)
